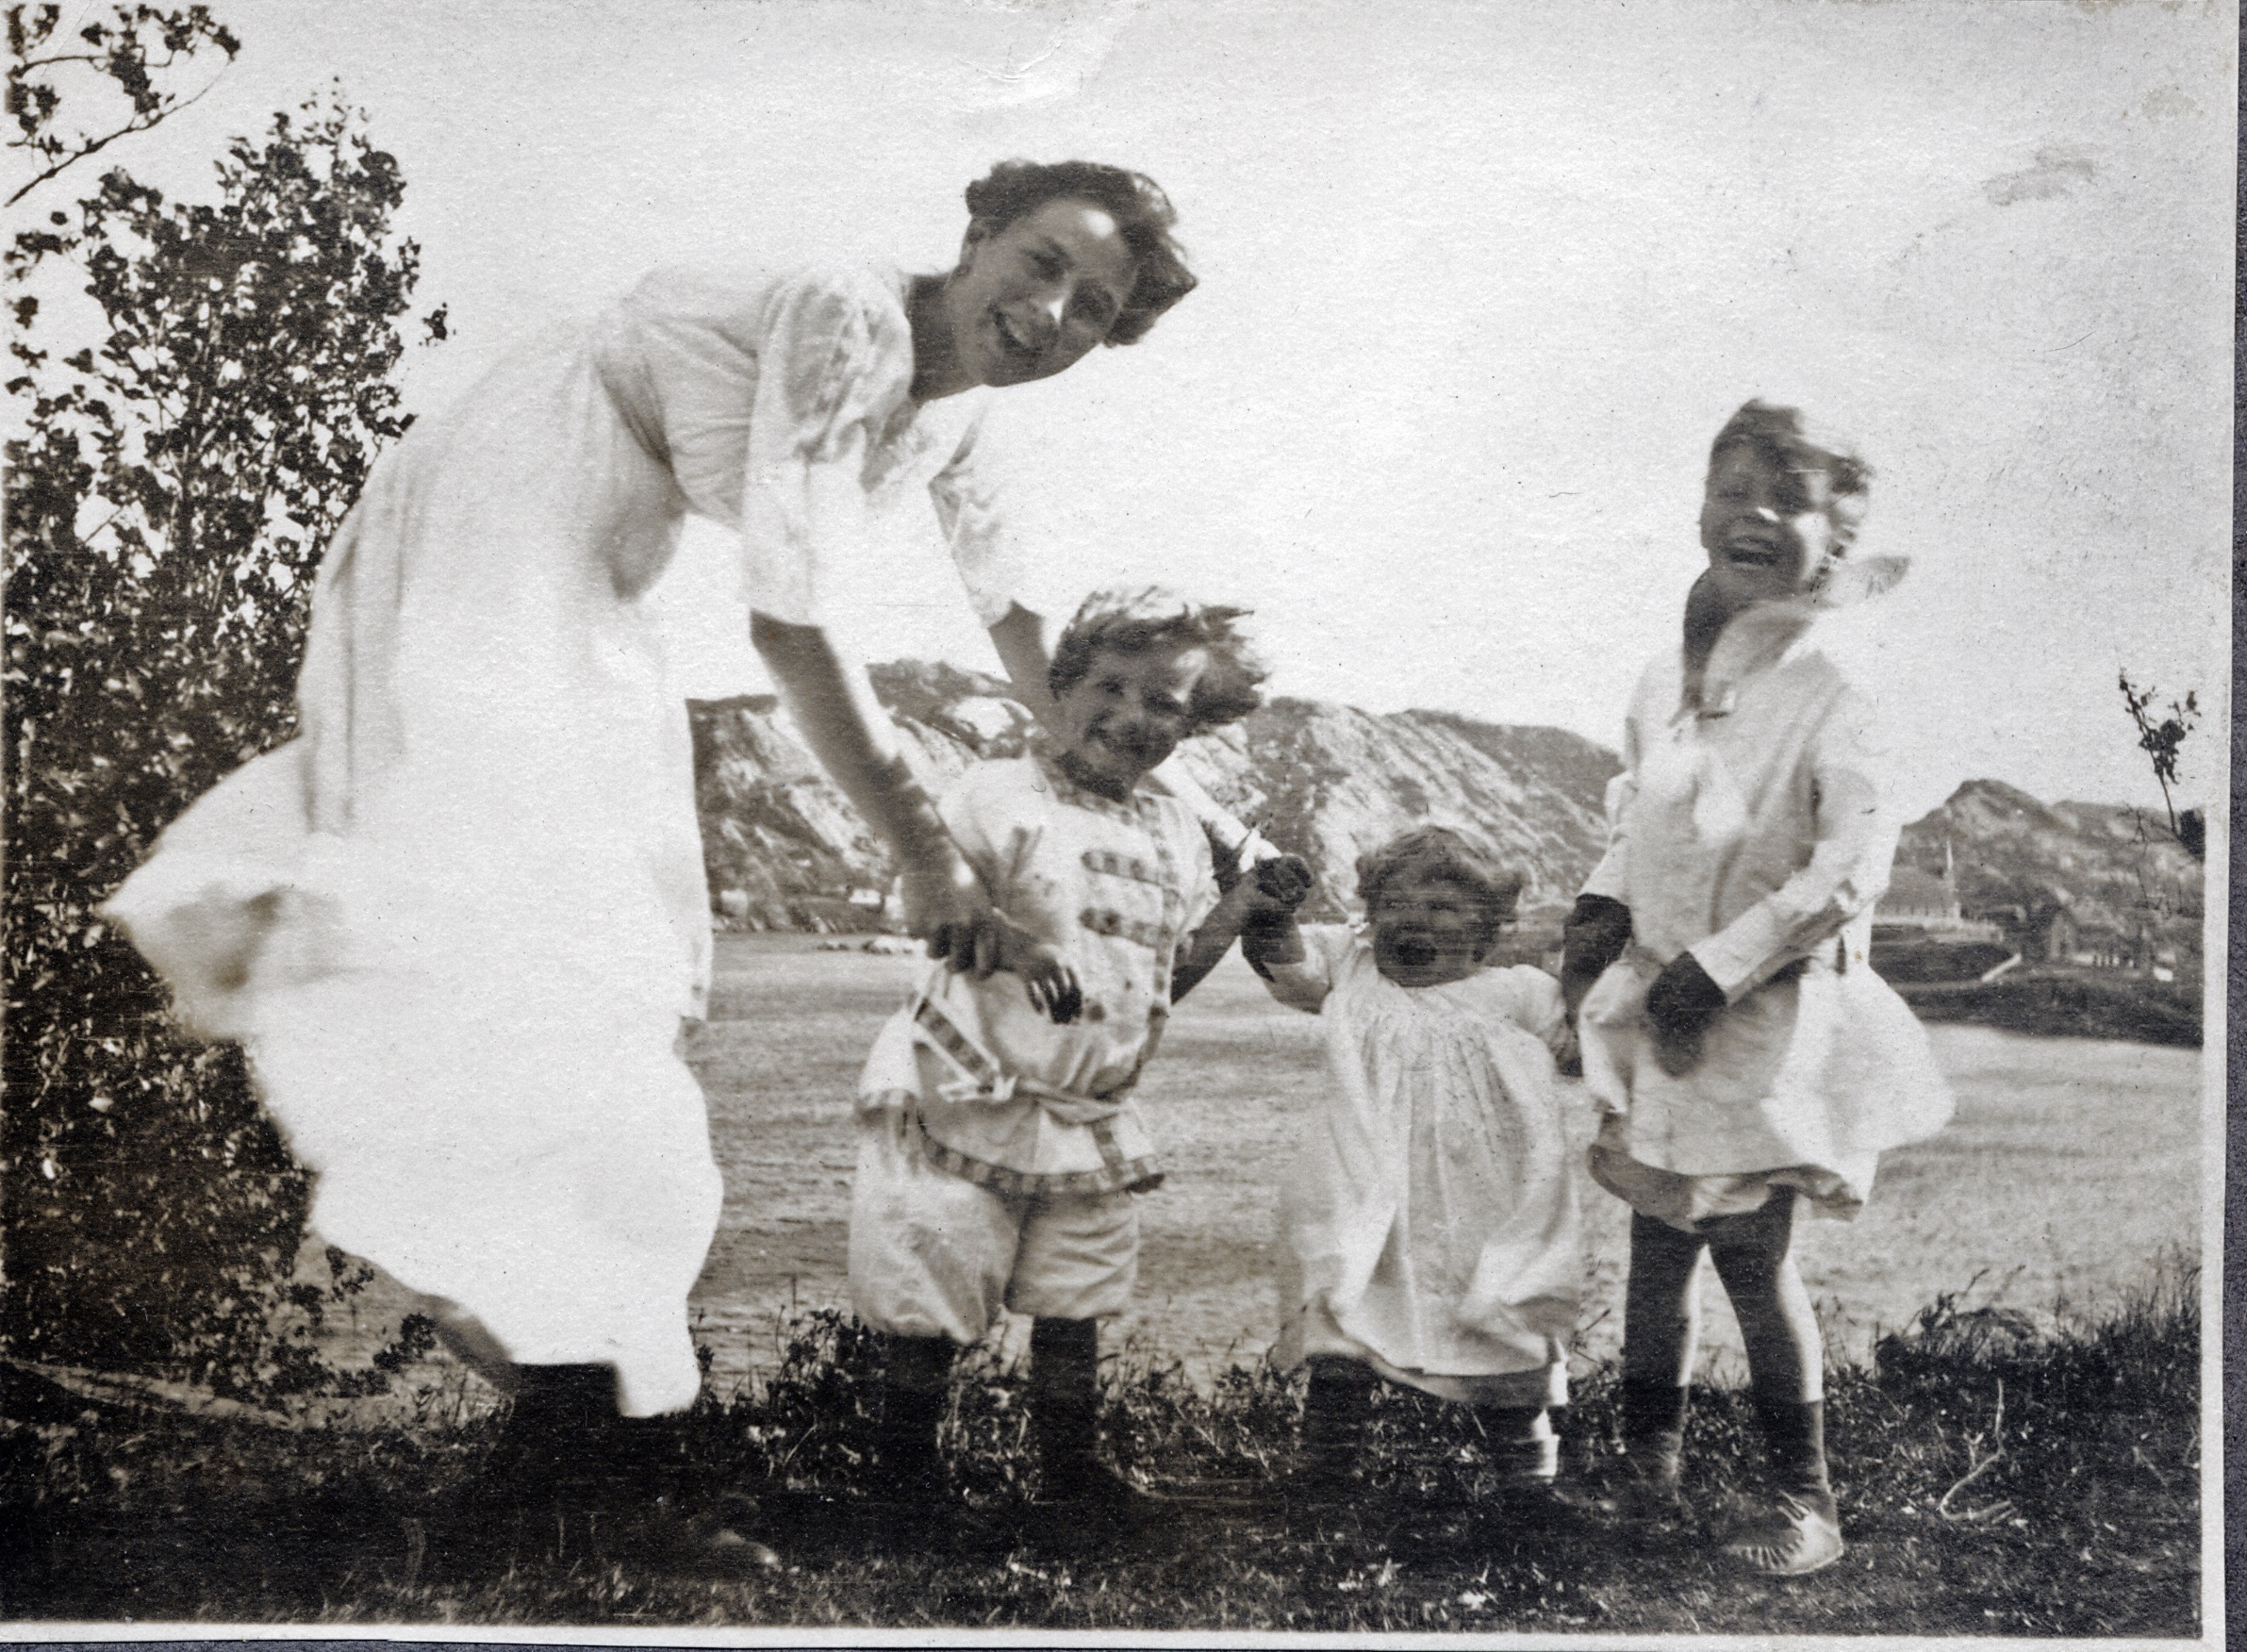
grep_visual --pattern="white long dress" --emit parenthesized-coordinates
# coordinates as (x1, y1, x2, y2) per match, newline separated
(103, 262, 1024, 1414)
(1576, 576, 1955, 1231)
(1261, 930, 1583, 1407)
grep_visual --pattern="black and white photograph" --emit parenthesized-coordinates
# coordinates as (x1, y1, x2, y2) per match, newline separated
(0, 0, 2230, 1643)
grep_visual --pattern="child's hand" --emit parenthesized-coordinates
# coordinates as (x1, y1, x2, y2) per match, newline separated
(1644, 950, 1725, 1077)
(1247, 853, 1315, 917)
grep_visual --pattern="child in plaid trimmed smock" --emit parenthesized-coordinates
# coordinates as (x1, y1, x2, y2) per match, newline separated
(849, 586, 1313, 1532)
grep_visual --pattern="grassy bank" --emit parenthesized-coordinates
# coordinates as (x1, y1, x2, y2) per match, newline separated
(4, 1265, 2201, 1638)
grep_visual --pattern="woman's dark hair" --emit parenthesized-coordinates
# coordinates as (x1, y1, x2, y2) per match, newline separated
(964, 159, 1197, 345)
(1048, 586, 1264, 730)
(1356, 827, 1523, 951)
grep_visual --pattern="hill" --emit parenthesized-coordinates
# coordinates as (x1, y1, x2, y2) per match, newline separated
(1893, 779, 2202, 974)
(689, 669, 2205, 1016)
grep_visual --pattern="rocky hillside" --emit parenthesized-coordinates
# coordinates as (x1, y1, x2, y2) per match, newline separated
(688, 661, 1619, 936)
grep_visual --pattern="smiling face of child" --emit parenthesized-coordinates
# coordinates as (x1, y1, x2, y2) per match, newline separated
(1699, 443, 1844, 611)
(1050, 641, 1209, 800)
(1368, 867, 1493, 989)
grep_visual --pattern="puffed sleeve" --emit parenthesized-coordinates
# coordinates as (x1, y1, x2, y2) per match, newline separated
(928, 409, 1028, 629)
(1691, 679, 1898, 999)
(1495, 966, 1572, 1058)
(739, 268, 914, 627)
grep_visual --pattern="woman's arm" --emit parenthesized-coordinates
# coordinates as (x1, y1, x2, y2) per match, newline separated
(752, 613, 1004, 970)
(987, 603, 1060, 730)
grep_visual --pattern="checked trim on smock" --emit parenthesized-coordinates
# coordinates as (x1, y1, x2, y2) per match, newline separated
(914, 1112, 1165, 1198)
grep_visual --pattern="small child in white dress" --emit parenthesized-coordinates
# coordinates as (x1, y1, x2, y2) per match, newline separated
(1247, 827, 1585, 1514)
(849, 586, 1305, 1533)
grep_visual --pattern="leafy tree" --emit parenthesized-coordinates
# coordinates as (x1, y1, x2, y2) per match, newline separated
(4, 65, 442, 1394)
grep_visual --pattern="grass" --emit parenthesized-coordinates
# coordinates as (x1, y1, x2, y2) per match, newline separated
(2, 1262, 2202, 1635)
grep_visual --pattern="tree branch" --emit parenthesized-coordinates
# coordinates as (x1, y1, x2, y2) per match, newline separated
(7, 62, 227, 207)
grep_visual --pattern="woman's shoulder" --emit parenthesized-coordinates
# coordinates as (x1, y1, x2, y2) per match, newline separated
(620, 260, 911, 360)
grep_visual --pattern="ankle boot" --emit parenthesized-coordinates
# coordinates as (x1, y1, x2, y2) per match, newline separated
(1725, 1390, 1842, 1575)
(1618, 1379, 1690, 1516)
(487, 1363, 616, 1511)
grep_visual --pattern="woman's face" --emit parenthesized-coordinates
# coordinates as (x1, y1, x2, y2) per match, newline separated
(1699, 444, 1841, 609)
(949, 196, 1138, 388)
(1367, 869, 1490, 989)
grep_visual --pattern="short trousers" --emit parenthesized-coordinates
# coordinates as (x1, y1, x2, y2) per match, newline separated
(848, 1108, 1140, 1344)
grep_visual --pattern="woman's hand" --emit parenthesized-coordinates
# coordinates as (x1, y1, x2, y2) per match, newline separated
(901, 854, 1081, 1024)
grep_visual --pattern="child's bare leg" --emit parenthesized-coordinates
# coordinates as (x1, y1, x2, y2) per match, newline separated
(1704, 1190, 1842, 1574)
(1620, 1213, 1707, 1496)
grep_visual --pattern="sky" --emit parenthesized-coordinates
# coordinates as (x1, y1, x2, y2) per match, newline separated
(16, 0, 2236, 820)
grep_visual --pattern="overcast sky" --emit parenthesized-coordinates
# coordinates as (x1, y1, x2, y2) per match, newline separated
(32, 0, 2235, 820)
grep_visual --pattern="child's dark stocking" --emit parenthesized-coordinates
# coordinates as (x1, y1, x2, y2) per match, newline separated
(1301, 1354, 1375, 1485)
(1619, 1212, 1706, 1497)
(1028, 1315, 1103, 1496)
(1704, 1194, 1835, 1509)
(1028, 1315, 1156, 1528)
(875, 1334, 955, 1515)
(1703, 1190, 1843, 1574)
(1477, 1405, 1559, 1484)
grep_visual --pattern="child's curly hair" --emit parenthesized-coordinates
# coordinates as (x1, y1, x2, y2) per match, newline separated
(1356, 827, 1523, 952)
(1048, 586, 1266, 730)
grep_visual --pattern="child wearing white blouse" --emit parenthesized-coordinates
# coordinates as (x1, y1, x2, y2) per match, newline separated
(1562, 402, 1954, 1576)
(1247, 827, 1587, 1520)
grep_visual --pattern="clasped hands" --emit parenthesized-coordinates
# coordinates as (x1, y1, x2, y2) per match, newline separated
(911, 863, 1084, 1025)
(902, 832, 1316, 1028)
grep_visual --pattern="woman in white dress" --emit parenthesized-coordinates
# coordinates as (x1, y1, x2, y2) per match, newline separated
(103, 159, 1209, 1555)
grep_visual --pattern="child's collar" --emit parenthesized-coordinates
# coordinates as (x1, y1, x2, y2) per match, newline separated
(1033, 746, 1148, 814)
(1679, 553, 1908, 719)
